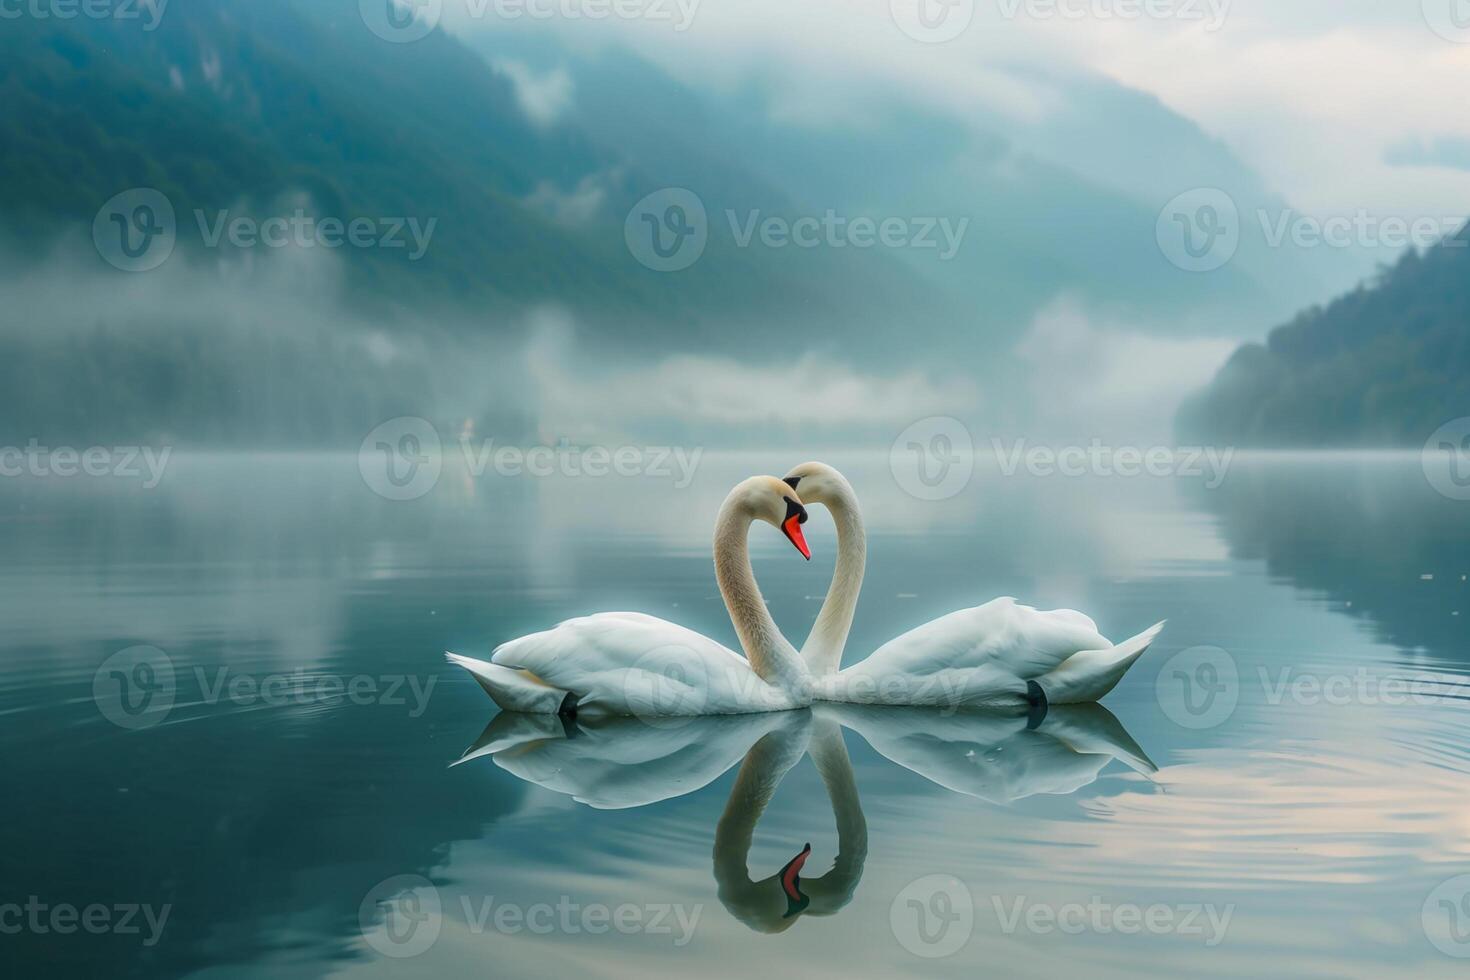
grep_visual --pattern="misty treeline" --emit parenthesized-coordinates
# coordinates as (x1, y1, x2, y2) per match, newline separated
(1178, 227, 1470, 446)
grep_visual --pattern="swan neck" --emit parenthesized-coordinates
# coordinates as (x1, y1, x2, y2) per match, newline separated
(714, 501, 805, 688)
(804, 479, 865, 675)
(806, 718, 868, 898)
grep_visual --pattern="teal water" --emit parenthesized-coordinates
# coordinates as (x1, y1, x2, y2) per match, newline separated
(3, 452, 1470, 978)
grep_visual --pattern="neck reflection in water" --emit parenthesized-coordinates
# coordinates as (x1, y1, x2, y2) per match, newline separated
(455, 701, 1155, 932)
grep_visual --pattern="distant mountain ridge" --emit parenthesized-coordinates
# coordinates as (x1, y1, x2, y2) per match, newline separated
(1177, 224, 1470, 446)
(0, 0, 956, 346)
(0, 0, 1372, 445)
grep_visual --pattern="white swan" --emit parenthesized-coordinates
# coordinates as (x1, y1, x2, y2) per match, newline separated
(782, 461, 1165, 707)
(446, 476, 815, 717)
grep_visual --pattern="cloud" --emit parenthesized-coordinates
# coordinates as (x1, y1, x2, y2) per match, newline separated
(524, 171, 613, 226)
(1062, 15, 1470, 216)
(521, 312, 981, 442)
(492, 58, 574, 128)
(1385, 135, 1470, 173)
(446, 2, 1470, 228)
(1014, 298, 1236, 441)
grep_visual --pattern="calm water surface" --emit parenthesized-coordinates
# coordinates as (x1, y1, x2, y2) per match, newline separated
(4, 452, 1470, 978)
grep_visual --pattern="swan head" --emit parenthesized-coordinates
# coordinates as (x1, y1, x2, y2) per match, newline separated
(728, 476, 812, 560)
(781, 461, 852, 507)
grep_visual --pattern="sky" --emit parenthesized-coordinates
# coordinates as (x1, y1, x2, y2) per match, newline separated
(442, 0, 1470, 222)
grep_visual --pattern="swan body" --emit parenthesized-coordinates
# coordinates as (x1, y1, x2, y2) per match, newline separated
(809, 597, 1162, 707)
(455, 612, 806, 718)
(784, 462, 1164, 706)
(448, 476, 815, 717)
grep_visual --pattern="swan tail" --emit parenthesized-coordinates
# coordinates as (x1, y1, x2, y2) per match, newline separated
(445, 652, 576, 715)
(1034, 621, 1166, 705)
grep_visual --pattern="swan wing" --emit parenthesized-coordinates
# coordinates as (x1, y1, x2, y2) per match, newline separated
(491, 612, 788, 716)
(855, 597, 1109, 680)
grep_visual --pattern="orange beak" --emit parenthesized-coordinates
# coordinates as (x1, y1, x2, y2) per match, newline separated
(782, 513, 811, 560)
(780, 843, 812, 918)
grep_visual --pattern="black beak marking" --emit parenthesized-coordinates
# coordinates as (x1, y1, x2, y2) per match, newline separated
(783, 476, 801, 490)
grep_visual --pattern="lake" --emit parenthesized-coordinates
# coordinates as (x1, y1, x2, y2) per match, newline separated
(3, 450, 1469, 978)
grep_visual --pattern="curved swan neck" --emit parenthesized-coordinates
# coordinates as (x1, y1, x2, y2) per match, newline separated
(713, 716, 866, 925)
(714, 724, 808, 875)
(803, 476, 865, 676)
(713, 499, 806, 688)
(805, 718, 867, 893)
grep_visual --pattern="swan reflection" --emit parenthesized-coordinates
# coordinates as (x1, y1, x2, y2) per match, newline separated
(827, 701, 1156, 804)
(455, 710, 789, 810)
(456, 702, 1152, 929)
(713, 713, 867, 932)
